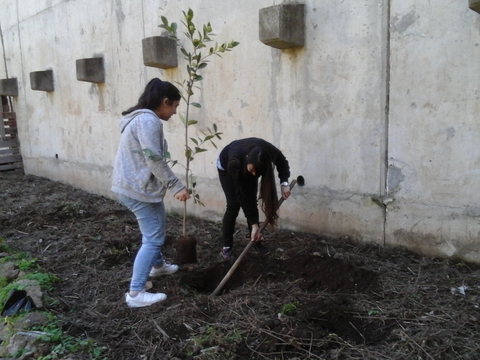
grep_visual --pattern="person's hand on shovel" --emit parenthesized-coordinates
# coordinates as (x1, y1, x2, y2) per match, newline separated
(281, 184, 291, 199)
(250, 223, 263, 242)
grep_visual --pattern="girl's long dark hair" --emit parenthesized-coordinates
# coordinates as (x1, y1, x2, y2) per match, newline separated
(247, 147, 279, 226)
(122, 78, 181, 115)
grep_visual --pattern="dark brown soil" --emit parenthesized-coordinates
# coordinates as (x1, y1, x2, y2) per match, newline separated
(1, 172, 480, 359)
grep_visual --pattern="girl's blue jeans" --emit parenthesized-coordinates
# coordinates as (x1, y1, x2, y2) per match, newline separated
(116, 194, 167, 292)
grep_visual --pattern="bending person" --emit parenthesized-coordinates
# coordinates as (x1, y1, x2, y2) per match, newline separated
(217, 137, 291, 259)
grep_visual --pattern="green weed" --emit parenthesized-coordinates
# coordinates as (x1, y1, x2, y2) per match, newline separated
(34, 318, 106, 360)
(280, 302, 299, 316)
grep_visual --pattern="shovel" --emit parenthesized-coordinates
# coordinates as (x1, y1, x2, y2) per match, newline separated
(211, 175, 305, 296)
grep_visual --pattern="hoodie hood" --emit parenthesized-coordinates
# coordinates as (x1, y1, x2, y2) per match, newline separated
(119, 109, 157, 133)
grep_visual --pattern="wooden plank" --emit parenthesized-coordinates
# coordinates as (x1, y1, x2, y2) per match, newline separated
(1, 112, 16, 120)
(5, 128, 17, 135)
(3, 120, 17, 126)
(0, 148, 19, 155)
(0, 111, 22, 172)
(0, 122, 4, 138)
(0, 163, 23, 171)
(0, 154, 22, 163)
(0, 138, 19, 147)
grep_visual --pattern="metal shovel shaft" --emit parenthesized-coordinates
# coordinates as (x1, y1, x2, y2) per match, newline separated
(211, 179, 298, 296)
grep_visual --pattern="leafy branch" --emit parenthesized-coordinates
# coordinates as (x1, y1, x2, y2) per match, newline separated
(159, 8, 239, 236)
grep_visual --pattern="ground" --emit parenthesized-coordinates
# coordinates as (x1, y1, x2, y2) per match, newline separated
(1, 172, 480, 359)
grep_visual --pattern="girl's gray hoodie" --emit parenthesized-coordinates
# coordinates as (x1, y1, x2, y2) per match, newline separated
(111, 109, 185, 203)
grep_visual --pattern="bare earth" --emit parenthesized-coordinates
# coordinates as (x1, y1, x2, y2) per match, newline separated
(1, 172, 480, 359)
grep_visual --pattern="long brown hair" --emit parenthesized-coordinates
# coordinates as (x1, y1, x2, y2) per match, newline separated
(247, 147, 279, 226)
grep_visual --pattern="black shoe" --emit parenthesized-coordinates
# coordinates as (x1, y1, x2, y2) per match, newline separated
(254, 241, 270, 255)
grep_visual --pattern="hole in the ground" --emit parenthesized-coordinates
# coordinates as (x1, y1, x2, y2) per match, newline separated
(179, 254, 378, 295)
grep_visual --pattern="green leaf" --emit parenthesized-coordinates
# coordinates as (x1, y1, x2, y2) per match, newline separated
(195, 147, 207, 153)
(161, 16, 169, 27)
(190, 137, 199, 145)
(191, 102, 201, 108)
(187, 120, 198, 126)
(187, 8, 194, 21)
(171, 22, 177, 33)
(178, 113, 186, 125)
(198, 62, 208, 69)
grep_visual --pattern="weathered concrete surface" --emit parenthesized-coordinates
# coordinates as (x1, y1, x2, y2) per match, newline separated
(386, 1, 480, 261)
(1, 0, 479, 262)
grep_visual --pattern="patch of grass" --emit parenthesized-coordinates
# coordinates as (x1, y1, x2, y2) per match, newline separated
(22, 272, 60, 291)
(185, 325, 243, 359)
(0, 275, 7, 289)
(0, 251, 29, 264)
(17, 258, 38, 271)
(280, 302, 299, 316)
(0, 238, 104, 359)
(0, 271, 59, 305)
(0, 238, 11, 253)
(34, 318, 107, 360)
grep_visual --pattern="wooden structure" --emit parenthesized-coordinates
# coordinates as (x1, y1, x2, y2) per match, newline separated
(0, 112, 23, 172)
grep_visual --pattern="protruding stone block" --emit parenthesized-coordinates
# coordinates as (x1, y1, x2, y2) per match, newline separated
(76, 57, 105, 83)
(30, 70, 54, 92)
(469, 0, 480, 13)
(142, 36, 178, 69)
(0, 78, 18, 96)
(259, 3, 305, 49)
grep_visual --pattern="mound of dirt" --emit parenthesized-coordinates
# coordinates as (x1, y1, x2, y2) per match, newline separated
(1, 172, 480, 359)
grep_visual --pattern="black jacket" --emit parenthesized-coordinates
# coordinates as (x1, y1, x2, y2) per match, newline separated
(218, 137, 290, 224)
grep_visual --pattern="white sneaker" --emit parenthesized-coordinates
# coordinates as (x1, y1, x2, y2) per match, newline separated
(149, 262, 179, 277)
(125, 290, 167, 308)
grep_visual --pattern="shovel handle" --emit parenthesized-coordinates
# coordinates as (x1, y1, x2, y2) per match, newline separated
(211, 179, 297, 296)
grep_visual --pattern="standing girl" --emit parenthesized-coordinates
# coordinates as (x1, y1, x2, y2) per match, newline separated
(217, 137, 291, 259)
(112, 78, 190, 308)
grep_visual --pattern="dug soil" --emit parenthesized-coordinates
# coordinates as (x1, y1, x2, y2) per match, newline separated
(1, 172, 480, 359)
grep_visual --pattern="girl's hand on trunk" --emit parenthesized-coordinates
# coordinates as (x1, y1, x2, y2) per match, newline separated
(175, 188, 190, 202)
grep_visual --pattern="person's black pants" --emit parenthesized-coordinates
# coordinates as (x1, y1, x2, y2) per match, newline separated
(218, 169, 257, 248)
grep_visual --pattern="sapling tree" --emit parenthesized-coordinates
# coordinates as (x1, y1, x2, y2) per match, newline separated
(159, 9, 239, 237)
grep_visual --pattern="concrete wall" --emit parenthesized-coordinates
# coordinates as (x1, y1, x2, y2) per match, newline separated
(387, 1, 480, 262)
(1, 0, 479, 262)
